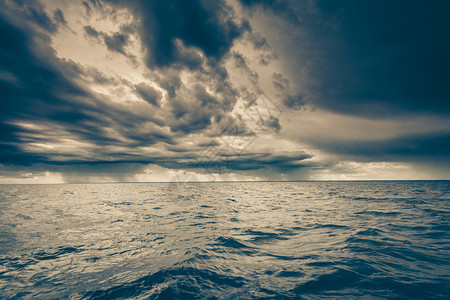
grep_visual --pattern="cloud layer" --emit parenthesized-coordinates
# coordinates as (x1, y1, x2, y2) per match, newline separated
(0, 0, 449, 182)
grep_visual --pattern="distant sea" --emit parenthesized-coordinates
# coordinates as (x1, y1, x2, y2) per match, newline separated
(1, 181, 449, 299)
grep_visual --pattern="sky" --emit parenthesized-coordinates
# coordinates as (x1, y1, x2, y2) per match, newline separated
(0, 0, 449, 183)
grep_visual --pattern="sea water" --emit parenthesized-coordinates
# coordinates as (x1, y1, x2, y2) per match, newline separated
(0, 181, 449, 299)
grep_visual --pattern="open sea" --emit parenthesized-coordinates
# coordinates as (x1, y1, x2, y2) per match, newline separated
(0, 181, 449, 299)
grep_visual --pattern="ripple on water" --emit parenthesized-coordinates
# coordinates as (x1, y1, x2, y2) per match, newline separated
(0, 181, 449, 299)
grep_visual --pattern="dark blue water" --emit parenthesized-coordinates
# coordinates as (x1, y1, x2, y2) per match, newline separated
(0, 181, 449, 299)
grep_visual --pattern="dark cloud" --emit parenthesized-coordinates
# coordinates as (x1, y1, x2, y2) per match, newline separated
(103, 32, 128, 54)
(152, 72, 182, 99)
(318, 0, 450, 116)
(0, 3, 176, 167)
(238, 0, 450, 177)
(79, 0, 254, 140)
(283, 94, 305, 110)
(272, 73, 305, 110)
(223, 151, 312, 171)
(0, 0, 308, 180)
(240, 0, 301, 25)
(2, 0, 447, 181)
(316, 133, 450, 164)
(171, 39, 205, 70)
(242, 0, 450, 116)
(275, 0, 450, 116)
(0, 9, 84, 149)
(84, 67, 117, 85)
(168, 86, 216, 134)
(240, 0, 277, 6)
(134, 83, 161, 106)
(160, 62, 243, 135)
(84, 25, 100, 39)
(248, 32, 270, 50)
(272, 73, 289, 90)
(82, 1, 93, 16)
(156, 150, 313, 173)
(232, 52, 248, 69)
(83, 25, 131, 55)
(240, 0, 288, 13)
(53, 9, 67, 26)
(105, 0, 248, 69)
(261, 116, 281, 133)
(81, 0, 105, 17)
(1, 0, 255, 172)
(0, 1, 58, 33)
(25, 3, 57, 33)
(245, 31, 277, 65)
(232, 52, 258, 83)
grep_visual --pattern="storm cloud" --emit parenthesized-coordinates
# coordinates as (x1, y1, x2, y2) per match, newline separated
(0, 0, 449, 182)
(104, 0, 248, 69)
(247, 0, 450, 116)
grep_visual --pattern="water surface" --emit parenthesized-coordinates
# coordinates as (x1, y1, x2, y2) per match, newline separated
(1, 181, 449, 299)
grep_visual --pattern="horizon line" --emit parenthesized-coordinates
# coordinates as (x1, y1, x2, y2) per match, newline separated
(1, 179, 449, 185)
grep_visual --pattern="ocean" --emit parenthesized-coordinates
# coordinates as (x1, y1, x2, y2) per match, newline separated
(0, 181, 449, 299)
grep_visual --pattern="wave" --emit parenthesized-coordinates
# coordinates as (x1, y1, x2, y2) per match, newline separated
(1, 181, 449, 299)
(81, 267, 247, 299)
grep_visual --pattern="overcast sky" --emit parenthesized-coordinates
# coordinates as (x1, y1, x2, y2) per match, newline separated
(1, 0, 449, 183)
